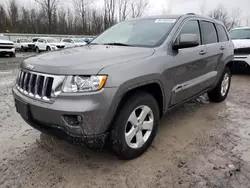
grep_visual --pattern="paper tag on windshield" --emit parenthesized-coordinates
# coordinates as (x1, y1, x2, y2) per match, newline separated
(155, 19, 176, 23)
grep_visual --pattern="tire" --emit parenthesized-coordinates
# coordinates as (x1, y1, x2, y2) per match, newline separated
(208, 67, 231, 102)
(36, 47, 40, 53)
(46, 46, 51, 51)
(110, 91, 160, 160)
(21, 46, 24, 51)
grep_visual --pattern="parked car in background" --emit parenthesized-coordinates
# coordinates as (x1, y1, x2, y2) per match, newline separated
(13, 14, 233, 159)
(229, 27, 250, 68)
(14, 38, 35, 51)
(35, 37, 65, 53)
(0, 34, 15, 57)
(82, 37, 94, 43)
(32, 37, 40, 43)
(61, 38, 87, 48)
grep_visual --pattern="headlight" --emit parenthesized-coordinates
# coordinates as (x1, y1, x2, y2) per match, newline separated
(63, 75, 107, 92)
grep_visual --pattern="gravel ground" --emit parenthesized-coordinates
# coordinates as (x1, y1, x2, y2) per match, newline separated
(0, 53, 250, 188)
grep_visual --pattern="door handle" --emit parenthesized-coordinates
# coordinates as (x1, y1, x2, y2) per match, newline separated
(199, 50, 207, 55)
(220, 46, 225, 50)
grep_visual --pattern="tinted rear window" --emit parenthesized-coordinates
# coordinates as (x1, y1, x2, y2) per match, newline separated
(201, 21, 218, 44)
(216, 24, 229, 42)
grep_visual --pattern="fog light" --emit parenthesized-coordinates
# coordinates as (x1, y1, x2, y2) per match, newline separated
(63, 115, 83, 126)
(77, 115, 82, 123)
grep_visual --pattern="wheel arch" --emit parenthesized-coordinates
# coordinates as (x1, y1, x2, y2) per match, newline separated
(107, 80, 166, 133)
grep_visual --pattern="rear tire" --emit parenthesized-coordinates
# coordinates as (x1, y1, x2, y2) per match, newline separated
(109, 91, 160, 160)
(208, 67, 231, 102)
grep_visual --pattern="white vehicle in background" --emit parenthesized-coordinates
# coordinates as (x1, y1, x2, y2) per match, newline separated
(0, 34, 15, 57)
(35, 37, 65, 53)
(14, 38, 35, 51)
(61, 38, 87, 48)
(229, 27, 250, 68)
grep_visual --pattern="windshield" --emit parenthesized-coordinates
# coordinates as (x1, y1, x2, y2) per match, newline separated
(229, 29, 250, 40)
(0, 36, 9, 40)
(73, 38, 85, 43)
(91, 19, 176, 47)
(46, 38, 58, 43)
(20, 39, 31, 42)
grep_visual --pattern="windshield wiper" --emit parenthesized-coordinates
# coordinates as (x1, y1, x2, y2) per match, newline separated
(103, 42, 134, 47)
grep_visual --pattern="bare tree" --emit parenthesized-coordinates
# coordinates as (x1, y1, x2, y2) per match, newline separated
(209, 4, 241, 30)
(73, 0, 93, 33)
(34, 0, 59, 33)
(118, 0, 130, 22)
(8, 0, 19, 32)
(247, 16, 250, 26)
(131, 0, 149, 18)
(209, 4, 230, 29)
(228, 8, 241, 30)
(104, 0, 116, 29)
(0, 5, 8, 33)
(91, 8, 104, 34)
(200, 0, 206, 15)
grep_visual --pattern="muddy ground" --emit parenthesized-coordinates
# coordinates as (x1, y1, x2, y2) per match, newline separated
(0, 53, 250, 188)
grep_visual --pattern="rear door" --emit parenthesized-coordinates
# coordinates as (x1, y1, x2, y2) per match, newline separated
(170, 19, 207, 105)
(215, 24, 234, 71)
(198, 21, 222, 87)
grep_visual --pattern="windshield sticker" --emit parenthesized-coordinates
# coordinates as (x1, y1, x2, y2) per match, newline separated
(155, 19, 176, 23)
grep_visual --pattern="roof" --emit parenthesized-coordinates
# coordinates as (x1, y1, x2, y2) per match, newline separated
(230, 27, 250, 30)
(135, 14, 183, 20)
(131, 14, 224, 25)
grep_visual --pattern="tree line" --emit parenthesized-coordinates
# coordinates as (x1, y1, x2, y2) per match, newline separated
(0, 0, 149, 35)
(0, 0, 246, 35)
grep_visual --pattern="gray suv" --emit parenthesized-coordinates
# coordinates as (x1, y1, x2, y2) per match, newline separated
(13, 14, 234, 159)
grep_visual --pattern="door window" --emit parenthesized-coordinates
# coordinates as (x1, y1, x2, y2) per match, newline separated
(178, 20, 201, 44)
(201, 21, 218, 44)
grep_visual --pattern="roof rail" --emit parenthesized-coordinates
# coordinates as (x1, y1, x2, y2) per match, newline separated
(186, 13, 195, 15)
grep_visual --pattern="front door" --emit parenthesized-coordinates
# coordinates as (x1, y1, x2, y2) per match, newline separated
(169, 19, 207, 105)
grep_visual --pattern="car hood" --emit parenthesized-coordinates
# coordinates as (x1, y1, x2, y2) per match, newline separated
(50, 43, 65, 46)
(232, 39, 250, 49)
(22, 42, 35, 45)
(0, 39, 13, 44)
(21, 45, 155, 75)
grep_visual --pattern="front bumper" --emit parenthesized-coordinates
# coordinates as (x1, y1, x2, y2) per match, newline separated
(233, 55, 250, 66)
(13, 87, 118, 148)
(0, 48, 15, 54)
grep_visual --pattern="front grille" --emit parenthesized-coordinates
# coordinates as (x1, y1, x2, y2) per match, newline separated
(234, 48, 250, 55)
(0, 43, 13, 45)
(28, 44, 35, 48)
(57, 45, 65, 49)
(0, 46, 13, 49)
(16, 70, 65, 102)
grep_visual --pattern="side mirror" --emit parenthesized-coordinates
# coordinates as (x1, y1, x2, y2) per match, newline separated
(173, 34, 199, 50)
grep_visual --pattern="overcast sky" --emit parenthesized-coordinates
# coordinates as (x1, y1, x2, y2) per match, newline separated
(4, 0, 250, 25)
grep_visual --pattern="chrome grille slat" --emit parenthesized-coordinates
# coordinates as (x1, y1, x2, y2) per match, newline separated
(16, 70, 65, 103)
(28, 74, 34, 93)
(19, 71, 24, 89)
(41, 77, 48, 98)
(23, 73, 29, 93)
(34, 75, 41, 96)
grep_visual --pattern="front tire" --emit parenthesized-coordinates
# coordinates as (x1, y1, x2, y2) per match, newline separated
(36, 47, 40, 53)
(9, 52, 16, 57)
(46, 46, 51, 51)
(208, 67, 231, 102)
(110, 91, 160, 160)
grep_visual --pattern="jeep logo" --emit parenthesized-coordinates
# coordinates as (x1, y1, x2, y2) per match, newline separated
(26, 64, 34, 70)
